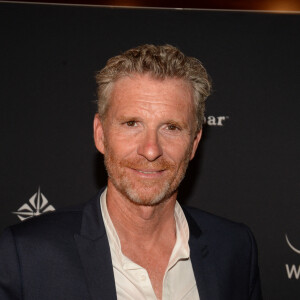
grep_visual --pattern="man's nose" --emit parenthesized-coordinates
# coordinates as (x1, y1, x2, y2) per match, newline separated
(137, 129, 163, 161)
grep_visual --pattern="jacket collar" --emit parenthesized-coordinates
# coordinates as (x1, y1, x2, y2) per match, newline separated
(183, 207, 223, 300)
(74, 190, 117, 300)
(78, 189, 106, 240)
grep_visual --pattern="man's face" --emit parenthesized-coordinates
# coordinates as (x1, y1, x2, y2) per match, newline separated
(94, 74, 202, 206)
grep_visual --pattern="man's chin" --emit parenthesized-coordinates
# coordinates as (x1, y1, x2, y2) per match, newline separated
(122, 185, 174, 207)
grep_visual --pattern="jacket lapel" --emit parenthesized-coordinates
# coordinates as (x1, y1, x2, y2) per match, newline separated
(74, 192, 117, 300)
(184, 208, 223, 300)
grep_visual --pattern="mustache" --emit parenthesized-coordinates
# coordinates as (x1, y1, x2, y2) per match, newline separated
(121, 158, 175, 170)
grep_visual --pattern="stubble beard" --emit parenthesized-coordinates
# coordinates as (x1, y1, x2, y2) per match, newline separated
(103, 143, 193, 206)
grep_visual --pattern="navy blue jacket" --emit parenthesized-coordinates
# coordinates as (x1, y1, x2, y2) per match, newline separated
(0, 191, 262, 299)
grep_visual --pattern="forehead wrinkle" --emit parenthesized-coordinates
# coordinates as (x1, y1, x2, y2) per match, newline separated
(127, 100, 188, 120)
(112, 75, 193, 102)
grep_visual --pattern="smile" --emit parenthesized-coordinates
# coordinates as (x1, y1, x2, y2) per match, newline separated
(130, 168, 165, 177)
(137, 170, 161, 174)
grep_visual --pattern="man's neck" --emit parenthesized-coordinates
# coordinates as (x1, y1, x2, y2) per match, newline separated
(105, 182, 177, 248)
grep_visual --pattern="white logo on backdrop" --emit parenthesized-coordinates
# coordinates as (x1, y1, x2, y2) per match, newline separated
(12, 187, 55, 221)
(203, 115, 229, 126)
(286, 234, 300, 255)
(285, 233, 300, 280)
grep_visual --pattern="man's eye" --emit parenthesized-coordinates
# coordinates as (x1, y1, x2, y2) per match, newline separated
(167, 124, 179, 131)
(126, 121, 137, 127)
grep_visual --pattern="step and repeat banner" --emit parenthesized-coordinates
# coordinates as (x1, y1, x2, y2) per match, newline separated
(1, 3, 299, 299)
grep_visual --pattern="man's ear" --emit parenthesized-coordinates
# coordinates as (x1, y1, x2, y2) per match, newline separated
(93, 113, 105, 154)
(189, 129, 202, 160)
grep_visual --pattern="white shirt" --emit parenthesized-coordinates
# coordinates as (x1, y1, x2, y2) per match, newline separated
(100, 189, 200, 300)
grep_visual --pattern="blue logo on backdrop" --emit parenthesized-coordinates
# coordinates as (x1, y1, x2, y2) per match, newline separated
(12, 187, 55, 221)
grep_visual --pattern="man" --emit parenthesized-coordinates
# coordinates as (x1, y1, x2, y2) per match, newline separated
(0, 44, 262, 300)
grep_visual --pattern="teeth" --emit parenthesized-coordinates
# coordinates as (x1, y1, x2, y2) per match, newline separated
(138, 171, 157, 174)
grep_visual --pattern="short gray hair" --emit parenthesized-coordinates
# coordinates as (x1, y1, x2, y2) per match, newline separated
(95, 44, 211, 130)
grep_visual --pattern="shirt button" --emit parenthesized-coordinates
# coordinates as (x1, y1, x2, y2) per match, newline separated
(140, 274, 146, 281)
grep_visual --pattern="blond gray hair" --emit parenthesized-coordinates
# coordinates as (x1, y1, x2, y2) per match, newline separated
(95, 44, 211, 130)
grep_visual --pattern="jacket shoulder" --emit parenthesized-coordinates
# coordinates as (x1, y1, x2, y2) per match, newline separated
(184, 205, 251, 230)
(7, 204, 84, 243)
(183, 206, 256, 249)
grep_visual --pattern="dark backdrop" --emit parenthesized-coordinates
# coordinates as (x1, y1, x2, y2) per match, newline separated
(0, 3, 299, 299)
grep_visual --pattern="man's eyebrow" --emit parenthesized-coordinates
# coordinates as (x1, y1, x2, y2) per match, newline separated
(116, 115, 141, 122)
